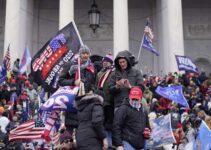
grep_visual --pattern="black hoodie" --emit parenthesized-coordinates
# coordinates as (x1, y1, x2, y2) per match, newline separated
(109, 50, 144, 108)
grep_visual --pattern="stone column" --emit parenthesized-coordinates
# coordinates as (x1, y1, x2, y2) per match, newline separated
(113, 0, 129, 57)
(156, 0, 184, 74)
(59, 0, 74, 29)
(4, 0, 34, 64)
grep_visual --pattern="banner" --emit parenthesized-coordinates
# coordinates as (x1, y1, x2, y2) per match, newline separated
(31, 21, 83, 92)
(156, 85, 189, 108)
(40, 86, 78, 112)
(175, 55, 199, 74)
(146, 114, 176, 148)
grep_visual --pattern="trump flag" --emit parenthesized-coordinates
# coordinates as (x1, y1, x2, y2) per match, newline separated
(175, 55, 199, 74)
(156, 85, 189, 108)
(40, 86, 78, 112)
(31, 21, 83, 92)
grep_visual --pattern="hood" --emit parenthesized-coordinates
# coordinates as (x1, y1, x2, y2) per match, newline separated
(114, 50, 132, 70)
(76, 94, 104, 111)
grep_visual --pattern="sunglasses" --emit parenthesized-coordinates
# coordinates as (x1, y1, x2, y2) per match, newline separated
(63, 139, 73, 144)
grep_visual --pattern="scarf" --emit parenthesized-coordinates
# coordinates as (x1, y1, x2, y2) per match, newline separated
(97, 66, 113, 88)
(75, 59, 94, 80)
(129, 99, 141, 110)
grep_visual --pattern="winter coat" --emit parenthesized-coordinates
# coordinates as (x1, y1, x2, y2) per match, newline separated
(76, 94, 106, 150)
(58, 59, 96, 129)
(96, 68, 114, 130)
(113, 98, 150, 149)
(109, 51, 144, 108)
(96, 68, 114, 106)
(58, 59, 95, 93)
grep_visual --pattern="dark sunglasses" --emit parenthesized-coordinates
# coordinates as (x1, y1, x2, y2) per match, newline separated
(63, 139, 73, 144)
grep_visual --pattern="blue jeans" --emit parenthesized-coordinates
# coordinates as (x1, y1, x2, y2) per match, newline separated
(106, 130, 112, 148)
(123, 141, 144, 150)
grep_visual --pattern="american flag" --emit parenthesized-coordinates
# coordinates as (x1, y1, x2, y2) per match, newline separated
(52, 131, 61, 148)
(9, 119, 45, 141)
(142, 24, 159, 56)
(3, 44, 11, 71)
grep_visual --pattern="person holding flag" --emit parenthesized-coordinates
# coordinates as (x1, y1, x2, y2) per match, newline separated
(12, 58, 20, 77)
(58, 45, 95, 133)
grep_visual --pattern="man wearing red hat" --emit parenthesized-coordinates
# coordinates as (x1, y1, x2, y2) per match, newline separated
(113, 87, 150, 150)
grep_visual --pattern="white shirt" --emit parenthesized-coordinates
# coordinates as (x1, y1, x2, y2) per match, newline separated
(0, 116, 10, 133)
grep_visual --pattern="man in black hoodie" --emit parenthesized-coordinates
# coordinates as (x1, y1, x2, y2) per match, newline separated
(109, 50, 144, 110)
(113, 87, 150, 150)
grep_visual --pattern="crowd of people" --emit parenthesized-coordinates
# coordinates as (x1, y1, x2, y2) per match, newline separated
(0, 45, 210, 150)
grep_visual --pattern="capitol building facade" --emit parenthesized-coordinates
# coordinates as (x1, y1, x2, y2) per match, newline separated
(0, 0, 211, 74)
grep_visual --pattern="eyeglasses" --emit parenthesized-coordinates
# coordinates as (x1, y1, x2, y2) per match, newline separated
(63, 139, 73, 144)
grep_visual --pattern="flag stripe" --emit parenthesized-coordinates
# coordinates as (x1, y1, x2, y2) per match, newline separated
(4, 45, 11, 71)
(9, 120, 45, 141)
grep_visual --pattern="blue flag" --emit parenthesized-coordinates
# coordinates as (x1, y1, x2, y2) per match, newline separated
(0, 60, 8, 84)
(156, 85, 189, 108)
(175, 55, 199, 74)
(40, 86, 78, 112)
(142, 26, 159, 56)
(194, 121, 211, 150)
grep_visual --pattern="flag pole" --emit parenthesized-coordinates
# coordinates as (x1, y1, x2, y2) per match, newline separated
(137, 32, 145, 62)
(137, 18, 150, 62)
(136, 32, 145, 70)
(78, 55, 85, 96)
(77, 56, 81, 81)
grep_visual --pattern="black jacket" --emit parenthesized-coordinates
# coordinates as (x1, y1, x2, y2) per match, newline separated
(58, 60, 95, 93)
(109, 51, 144, 108)
(113, 98, 150, 149)
(76, 94, 106, 150)
(58, 59, 96, 128)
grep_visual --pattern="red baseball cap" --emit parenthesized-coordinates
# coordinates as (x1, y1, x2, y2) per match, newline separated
(129, 87, 142, 100)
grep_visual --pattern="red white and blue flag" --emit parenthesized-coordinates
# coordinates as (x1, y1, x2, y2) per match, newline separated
(9, 119, 45, 141)
(4, 44, 11, 71)
(40, 86, 78, 112)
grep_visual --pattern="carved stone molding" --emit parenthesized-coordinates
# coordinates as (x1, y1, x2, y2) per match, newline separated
(185, 24, 211, 39)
